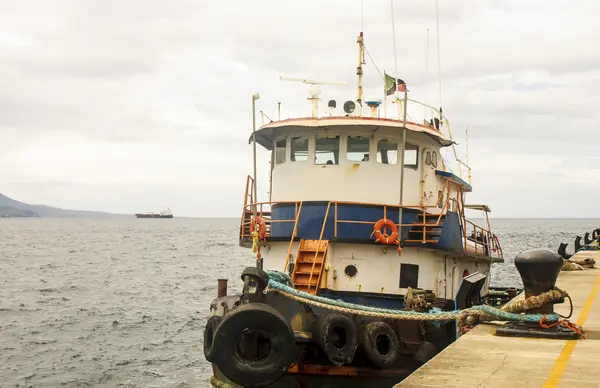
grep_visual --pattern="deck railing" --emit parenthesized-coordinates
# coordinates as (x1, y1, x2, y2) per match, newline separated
(240, 177, 502, 261)
(261, 98, 472, 185)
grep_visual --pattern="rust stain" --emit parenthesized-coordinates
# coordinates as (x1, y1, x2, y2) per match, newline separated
(288, 364, 360, 376)
(290, 311, 303, 331)
(287, 364, 412, 378)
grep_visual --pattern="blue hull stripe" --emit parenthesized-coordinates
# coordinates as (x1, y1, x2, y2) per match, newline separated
(271, 202, 466, 253)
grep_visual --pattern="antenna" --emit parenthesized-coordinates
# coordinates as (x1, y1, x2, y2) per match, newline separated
(435, 0, 443, 110)
(465, 125, 471, 183)
(424, 28, 429, 119)
(356, 32, 365, 116)
(465, 125, 469, 166)
(279, 76, 347, 117)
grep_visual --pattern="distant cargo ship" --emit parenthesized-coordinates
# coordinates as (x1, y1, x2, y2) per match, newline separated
(134, 208, 173, 219)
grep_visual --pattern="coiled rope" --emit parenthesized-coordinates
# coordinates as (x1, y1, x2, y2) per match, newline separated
(266, 270, 560, 323)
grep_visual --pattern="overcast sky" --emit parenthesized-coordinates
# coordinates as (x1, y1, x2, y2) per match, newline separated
(1, 0, 599, 218)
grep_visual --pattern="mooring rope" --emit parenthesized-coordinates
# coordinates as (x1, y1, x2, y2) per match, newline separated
(266, 270, 559, 323)
(500, 288, 567, 314)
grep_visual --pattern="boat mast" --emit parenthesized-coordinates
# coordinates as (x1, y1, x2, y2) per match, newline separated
(424, 28, 430, 118)
(251, 92, 260, 268)
(435, 0, 443, 114)
(356, 32, 365, 116)
(390, 0, 407, 234)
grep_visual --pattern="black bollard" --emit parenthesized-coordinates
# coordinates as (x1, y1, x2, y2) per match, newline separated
(241, 266, 270, 303)
(574, 236, 583, 252)
(514, 248, 563, 314)
(496, 248, 581, 340)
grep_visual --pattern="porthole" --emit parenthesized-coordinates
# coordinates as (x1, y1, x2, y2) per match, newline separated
(425, 151, 432, 165)
(432, 151, 438, 168)
(344, 265, 358, 278)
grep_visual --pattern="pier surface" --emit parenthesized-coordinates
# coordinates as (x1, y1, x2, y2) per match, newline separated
(395, 268, 600, 388)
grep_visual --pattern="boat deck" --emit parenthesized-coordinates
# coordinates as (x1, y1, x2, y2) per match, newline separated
(395, 267, 600, 388)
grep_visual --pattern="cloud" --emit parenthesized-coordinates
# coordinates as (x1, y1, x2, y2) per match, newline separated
(0, 0, 599, 217)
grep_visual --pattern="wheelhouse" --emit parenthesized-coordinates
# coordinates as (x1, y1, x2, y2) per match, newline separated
(240, 115, 501, 268)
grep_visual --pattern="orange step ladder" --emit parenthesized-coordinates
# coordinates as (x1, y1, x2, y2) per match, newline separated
(291, 239, 329, 295)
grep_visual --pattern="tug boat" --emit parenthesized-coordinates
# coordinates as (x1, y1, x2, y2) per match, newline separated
(204, 32, 504, 388)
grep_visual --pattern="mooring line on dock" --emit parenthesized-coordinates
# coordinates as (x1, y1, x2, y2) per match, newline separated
(543, 273, 600, 388)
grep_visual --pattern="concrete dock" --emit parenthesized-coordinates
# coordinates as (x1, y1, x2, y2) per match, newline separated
(396, 268, 600, 388)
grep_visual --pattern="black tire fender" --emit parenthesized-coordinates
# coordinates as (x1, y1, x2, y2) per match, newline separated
(212, 303, 295, 387)
(203, 315, 221, 362)
(316, 313, 358, 365)
(415, 340, 438, 364)
(361, 321, 400, 368)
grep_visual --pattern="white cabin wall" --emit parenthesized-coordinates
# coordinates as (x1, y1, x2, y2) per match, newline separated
(259, 242, 446, 295)
(259, 242, 491, 299)
(325, 243, 446, 295)
(261, 241, 297, 273)
(272, 159, 402, 204)
(270, 128, 441, 206)
(420, 147, 439, 208)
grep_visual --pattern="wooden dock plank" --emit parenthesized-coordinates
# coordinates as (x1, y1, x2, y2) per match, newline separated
(395, 268, 600, 388)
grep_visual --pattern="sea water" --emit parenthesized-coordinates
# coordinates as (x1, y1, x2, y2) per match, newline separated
(0, 218, 598, 387)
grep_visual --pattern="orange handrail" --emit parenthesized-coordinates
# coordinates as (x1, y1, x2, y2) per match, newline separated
(283, 202, 304, 272)
(307, 202, 331, 294)
(239, 192, 502, 259)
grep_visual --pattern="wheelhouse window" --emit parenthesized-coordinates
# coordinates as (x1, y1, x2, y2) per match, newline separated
(347, 135, 370, 162)
(315, 135, 339, 165)
(377, 139, 398, 165)
(275, 139, 286, 165)
(291, 136, 308, 162)
(405, 143, 419, 169)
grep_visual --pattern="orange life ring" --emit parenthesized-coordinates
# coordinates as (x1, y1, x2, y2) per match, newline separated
(250, 216, 267, 239)
(373, 218, 399, 245)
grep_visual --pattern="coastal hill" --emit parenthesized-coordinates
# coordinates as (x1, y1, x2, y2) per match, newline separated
(0, 193, 129, 218)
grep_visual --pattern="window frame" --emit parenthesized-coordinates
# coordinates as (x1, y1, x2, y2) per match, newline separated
(314, 134, 340, 165)
(376, 137, 399, 165)
(274, 138, 287, 165)
(404, 142, 419, 170)
(290, 135, 309, 163)
(346, 134, 371, 163)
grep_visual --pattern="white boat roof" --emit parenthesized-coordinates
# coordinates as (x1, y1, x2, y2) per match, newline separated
(464, 204, 492, 212)
(249, 116, 456, 150)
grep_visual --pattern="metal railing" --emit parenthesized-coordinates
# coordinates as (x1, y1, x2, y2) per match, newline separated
(261, 98, 472, 185)
(240, 176, 502, 260)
